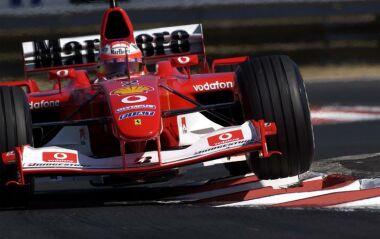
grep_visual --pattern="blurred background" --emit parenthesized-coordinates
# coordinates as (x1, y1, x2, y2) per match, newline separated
(1, 0, 380, 81)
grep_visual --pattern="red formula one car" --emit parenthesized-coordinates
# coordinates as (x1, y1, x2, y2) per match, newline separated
(0, 0, 314, 194)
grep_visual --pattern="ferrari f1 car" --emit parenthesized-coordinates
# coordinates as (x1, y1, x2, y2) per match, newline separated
(0, 0, 314, 192)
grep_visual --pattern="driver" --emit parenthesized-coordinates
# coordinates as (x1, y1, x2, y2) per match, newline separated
(97, 40, 143, 79)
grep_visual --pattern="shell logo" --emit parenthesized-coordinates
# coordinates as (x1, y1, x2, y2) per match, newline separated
(111, 85, 153, 96)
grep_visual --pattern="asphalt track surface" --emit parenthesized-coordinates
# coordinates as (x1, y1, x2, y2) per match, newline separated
(309, 80, 380, 160)
(1, 80, 380, 238)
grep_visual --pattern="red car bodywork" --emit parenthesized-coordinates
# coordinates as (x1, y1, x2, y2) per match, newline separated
(0, 5, 279, 186)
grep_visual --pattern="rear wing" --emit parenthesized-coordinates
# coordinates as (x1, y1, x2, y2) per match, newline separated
(22, 24, 205, 75)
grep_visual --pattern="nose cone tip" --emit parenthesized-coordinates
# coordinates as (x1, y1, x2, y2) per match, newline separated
(117, 115, 161, 140)
(120, 128, 159, 141)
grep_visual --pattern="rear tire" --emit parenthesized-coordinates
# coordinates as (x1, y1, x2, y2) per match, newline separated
(237, 55, 314, 179)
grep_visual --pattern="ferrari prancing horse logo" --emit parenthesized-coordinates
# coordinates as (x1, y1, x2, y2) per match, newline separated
(134, 119, 142, 125)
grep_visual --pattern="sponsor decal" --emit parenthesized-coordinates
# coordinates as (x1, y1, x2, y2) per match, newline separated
(28, 38, 100, 69)
(111, 47, 126, 55)
(134, 119, 142, 125)
(1, 151, 16, 164)
(177, 56, 190, 64)
(136, 29, 192, 57)
(102, 41, 128, 55)
(116, 104, 156, 113)
(193, 81, 233, 92)
(119, 111, 155, 120)
(56, 69, 69, 77)
(195, 139, 252, 155)
(121, 95, 147, 104)
(6, 151, 15, 156)
(111, 85, 153, 96)
(207, 130, 244, 147)
(25, 162, 89, 168)
(29, 100, 60, 110)
(25, 24, 202, 70)
(42, 152, 78, 163)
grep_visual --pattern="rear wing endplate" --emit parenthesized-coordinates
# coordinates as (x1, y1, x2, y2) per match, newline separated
(22, 24, 205, 75)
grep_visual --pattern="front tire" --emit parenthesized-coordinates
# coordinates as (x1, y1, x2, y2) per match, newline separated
(0, 86, 33, 206)
(0, 86, 33, 154)
(237, 55, 314, 179)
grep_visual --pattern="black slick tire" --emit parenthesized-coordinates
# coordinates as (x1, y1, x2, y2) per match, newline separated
(237, 55, 314, 179)
(0, 86, 33, 206)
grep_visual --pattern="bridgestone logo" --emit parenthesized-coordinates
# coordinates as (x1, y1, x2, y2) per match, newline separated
(195, 139, 252, 155)
(193, 81, 233, 92)
(29, 100, 60, 110)
(25, 163, 89, 168)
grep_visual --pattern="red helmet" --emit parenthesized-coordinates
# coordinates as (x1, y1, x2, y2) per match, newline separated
(98, 40, 143, 78)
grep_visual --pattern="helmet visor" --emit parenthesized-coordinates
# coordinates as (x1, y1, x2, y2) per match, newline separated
(103, 58, 128, 78)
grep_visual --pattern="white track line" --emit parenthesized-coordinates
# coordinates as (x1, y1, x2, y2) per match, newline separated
(217, 180, 361, 207)
(329, 196, 380, 208)
(311, 106, 380, 125)
(168, 175, 321, 202)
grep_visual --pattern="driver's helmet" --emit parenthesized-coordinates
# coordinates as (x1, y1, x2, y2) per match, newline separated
(97, 40, 143, 78)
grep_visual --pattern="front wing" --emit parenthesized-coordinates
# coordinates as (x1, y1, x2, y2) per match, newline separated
(3, 120, 278, 185)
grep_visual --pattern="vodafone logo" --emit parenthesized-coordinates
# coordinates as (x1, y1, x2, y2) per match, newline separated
(42, 152, 78, 163)
(56, 70, 69, 77)
(54, 153, 68, 160)
(178, 56, 190, 64)
(193, 81, 233, 92)
(218, 133, 233, 141)
(29, 100, 60, 110)
(121, 95, 147, 104)
(207, 130, 244, 146)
